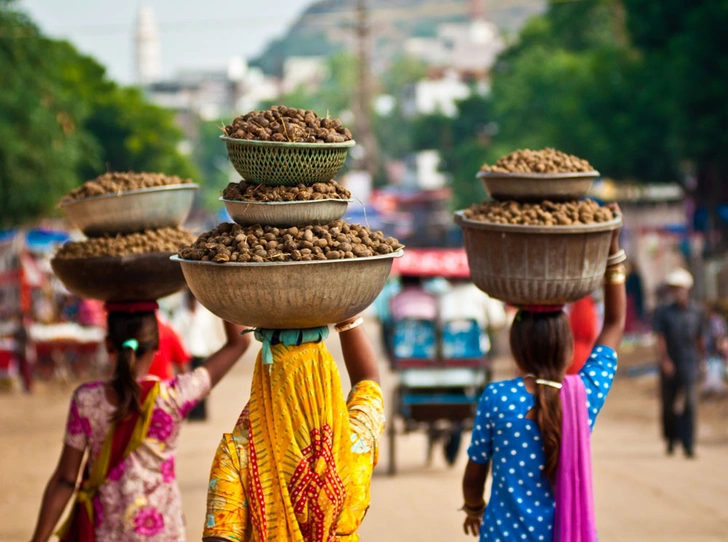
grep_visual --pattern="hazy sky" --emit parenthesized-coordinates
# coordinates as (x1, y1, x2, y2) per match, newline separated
(19, 0, 313, 83)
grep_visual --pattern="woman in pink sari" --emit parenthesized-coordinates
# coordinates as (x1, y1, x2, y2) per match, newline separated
(29, 302, 251, 542)
(460, 207, 625, 542)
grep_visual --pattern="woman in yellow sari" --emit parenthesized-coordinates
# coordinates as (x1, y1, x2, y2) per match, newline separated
(203, 316, 385, 542)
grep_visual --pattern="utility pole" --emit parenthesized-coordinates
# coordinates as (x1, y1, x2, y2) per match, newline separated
(355, 0, 378, 180)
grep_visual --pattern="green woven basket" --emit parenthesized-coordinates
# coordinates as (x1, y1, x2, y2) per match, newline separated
(221, 136, 355, 186)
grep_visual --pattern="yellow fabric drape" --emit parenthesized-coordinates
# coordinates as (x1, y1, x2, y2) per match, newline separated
(204, 341, 384, 542)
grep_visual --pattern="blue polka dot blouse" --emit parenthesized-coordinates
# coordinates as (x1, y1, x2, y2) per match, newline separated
(467, 345, 618, 541)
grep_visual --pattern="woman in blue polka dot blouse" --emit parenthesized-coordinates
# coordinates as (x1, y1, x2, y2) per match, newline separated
(461, 211, 625, 542)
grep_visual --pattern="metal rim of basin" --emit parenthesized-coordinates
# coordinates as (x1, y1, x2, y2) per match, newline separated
(454, 210, 622, 234)
(220, 197, 351, 226)
(59, 184, 199, 207)
(170, 250, 404, 267)
(475, 171, 600, 181)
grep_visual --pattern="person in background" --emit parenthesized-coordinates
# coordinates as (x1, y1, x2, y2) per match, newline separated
(703, 304, 727, 396)
(706, 303, 727, 358)
(566, 295, 599, 374)
(14, 313, 33, 393)
(171, 290, 225, 420)
(438, 278, 506, 357)
(29, 302, 251, 542)
(147, 313, 190, 380)
(625, 263, 646, 333)
(653, 268, 707, 458)
(390, 274, 438, 322)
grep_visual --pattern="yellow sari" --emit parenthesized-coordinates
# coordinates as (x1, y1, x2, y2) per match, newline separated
(204, 337, 384, 542)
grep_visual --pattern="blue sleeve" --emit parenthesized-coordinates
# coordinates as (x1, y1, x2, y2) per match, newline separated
(579, 345, 618, 429)
(467, 385, 495, 464)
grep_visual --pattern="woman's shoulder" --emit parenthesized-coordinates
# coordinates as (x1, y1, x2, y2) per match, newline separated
(72, 380, 106, 401)
(481, 378, 527, 402)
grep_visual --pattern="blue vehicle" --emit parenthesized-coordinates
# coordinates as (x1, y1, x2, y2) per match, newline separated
(383, 248, 492, 475)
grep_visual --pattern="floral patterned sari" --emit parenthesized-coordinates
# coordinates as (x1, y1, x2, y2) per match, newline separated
(62, 368, 211, 541)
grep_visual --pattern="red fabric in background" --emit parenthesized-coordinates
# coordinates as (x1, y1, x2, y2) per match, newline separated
(567, 297, 599, 375)
(148, 317, 189, 379)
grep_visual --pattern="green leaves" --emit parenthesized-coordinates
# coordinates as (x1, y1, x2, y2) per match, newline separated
(0, 1, 196, 228)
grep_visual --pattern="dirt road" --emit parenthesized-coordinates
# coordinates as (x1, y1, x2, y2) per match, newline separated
(1, 327, 727, 541)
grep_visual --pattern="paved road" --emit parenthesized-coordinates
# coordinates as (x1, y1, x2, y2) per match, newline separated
(1, 324, 727, 541)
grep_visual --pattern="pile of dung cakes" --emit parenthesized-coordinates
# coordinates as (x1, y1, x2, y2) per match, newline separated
(51, 172, 198, 302)
(176, 106, 403, 329)
(456, 148, 621, 306)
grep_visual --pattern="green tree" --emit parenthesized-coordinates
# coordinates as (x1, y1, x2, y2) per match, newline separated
(0, 1, 98, 227)
(84, 86, 197, 180)
(0, 0, 197, 228)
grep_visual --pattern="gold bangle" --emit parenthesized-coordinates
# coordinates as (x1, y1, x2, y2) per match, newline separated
(334, 317, 364, 333)
(604, 264, 626, 285)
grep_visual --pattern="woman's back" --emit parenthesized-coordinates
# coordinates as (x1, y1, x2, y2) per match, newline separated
(467, 345, 617, 541)
(65, 368, 210, 540)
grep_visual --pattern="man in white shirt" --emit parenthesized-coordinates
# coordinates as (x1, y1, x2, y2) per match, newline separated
(438, 279, 506, 356)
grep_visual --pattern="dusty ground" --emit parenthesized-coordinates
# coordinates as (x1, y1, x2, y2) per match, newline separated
(1, 327, 727, 542)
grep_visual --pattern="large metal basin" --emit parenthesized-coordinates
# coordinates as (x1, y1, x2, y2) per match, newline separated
(51, 252, 187, 302)
(477, 171, 599, 202)
(455, 211, 621, 305)
(60, 185, 198, 236)
(221, 197, 350, 226)
(173, 251, 403, 329)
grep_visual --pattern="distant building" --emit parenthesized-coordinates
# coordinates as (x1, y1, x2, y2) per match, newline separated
(403, 150, 449, 190)
(402, 70, 471, 118)
(145, 57, 280, 137)
(404, 19, 504, 79)
(282, 56, 327, 94)
(135, 5, 161, 85)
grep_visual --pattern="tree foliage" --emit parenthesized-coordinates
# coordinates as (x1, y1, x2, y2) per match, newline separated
(0, 0, 196, 228)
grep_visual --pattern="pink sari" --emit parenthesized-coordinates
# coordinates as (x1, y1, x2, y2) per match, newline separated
(554, 375, 597, 542)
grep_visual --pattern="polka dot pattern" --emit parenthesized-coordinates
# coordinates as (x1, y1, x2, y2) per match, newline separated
(466, 345, 617, 540)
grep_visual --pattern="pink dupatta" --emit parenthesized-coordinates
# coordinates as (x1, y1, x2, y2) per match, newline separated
(554, 375, 597, 542)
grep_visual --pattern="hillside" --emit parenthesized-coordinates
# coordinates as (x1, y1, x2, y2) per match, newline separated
(251, 0, 546, 75)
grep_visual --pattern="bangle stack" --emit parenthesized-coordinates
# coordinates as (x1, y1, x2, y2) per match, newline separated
(606, 248, 627, 267)
(460, 501, 486, 518)
(334, 317, 364, 333)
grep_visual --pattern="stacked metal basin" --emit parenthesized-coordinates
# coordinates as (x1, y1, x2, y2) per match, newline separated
(52, 184, 198, 302)
(176, 127, 402, 329)
(456, 169, 621, 305)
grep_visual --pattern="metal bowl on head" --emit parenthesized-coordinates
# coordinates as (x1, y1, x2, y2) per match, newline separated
(60, 184, 198, 237)
(221, 197, 351, 227)
(172, 250, 403, 329)
(454, 211, 621, 306)
(221, 136, 355, 186)
(51, 251, 187, 302)
(476, 171, 599, 202)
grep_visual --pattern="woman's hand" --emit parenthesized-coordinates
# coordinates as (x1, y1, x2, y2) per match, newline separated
(461, 499, 485, 537)
(463, 512, 483, 537)
(606, 203, 623, 254)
